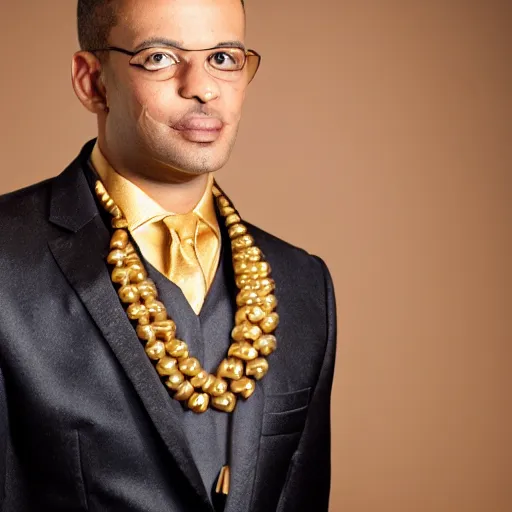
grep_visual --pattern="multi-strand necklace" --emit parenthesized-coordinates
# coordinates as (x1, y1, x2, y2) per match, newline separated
(94, 180, 278, 414)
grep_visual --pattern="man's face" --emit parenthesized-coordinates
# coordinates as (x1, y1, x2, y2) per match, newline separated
(101, 0, 248, 180)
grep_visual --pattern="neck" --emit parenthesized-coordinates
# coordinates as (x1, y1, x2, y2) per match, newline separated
(112, 168, 209, 214)
(97, 138, 210, 214)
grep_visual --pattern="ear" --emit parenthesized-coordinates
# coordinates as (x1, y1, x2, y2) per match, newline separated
(71, 51, 109, 114)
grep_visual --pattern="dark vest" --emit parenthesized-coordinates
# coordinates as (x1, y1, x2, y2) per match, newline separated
(146, 244, 235, 507)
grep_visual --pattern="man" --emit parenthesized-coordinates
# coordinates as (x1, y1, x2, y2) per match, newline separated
(0, 0, 336, 510)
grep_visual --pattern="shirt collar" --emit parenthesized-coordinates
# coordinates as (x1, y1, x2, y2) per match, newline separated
(90, 142, 220, 237)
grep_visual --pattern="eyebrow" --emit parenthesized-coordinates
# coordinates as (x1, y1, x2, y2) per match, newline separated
(133, 37, 246, 52)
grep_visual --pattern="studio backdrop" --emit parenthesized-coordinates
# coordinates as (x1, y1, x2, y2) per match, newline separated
(0, 1, 510, 511)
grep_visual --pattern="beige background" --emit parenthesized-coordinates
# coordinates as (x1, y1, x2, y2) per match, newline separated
(1, 1, 511, 511)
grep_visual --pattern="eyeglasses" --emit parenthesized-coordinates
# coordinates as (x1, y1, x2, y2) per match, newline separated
(90, 45, 261, 84)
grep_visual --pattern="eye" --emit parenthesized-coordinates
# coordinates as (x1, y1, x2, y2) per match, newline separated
(143, 52, 178, 71)
(130, 48, 180, 72)
(208, 50, 245, 71)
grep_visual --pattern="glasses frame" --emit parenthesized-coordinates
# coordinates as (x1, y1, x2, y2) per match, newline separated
(89, 44, 261, 84)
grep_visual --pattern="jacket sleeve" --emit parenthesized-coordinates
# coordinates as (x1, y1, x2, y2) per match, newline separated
(0, 363, 7, 507)
(277, 256, 337, 512)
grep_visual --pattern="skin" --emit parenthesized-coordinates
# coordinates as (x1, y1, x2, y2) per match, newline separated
(72, 0, 248, 212)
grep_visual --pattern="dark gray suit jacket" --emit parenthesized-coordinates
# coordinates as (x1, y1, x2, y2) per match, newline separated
(0, 142, 337, 512)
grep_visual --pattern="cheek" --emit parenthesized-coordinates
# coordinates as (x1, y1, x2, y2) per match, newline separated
(130, 82, 178, 125)
(220, 83, 246, 124)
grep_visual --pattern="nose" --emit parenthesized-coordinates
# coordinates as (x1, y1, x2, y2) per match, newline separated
(177, 61, 220, 103)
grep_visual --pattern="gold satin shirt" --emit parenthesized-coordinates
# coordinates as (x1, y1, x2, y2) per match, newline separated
(90, 143, 221, 310)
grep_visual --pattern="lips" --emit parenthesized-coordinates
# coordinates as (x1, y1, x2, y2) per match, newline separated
(174, 116, 224, 142)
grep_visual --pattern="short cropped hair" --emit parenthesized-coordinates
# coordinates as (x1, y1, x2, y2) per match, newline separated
(77, 0, 246, 51)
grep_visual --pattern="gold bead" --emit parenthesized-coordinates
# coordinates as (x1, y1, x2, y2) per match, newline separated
(232, 235, 255, 252)
(162, 331, 176, 343)
(247, 306, 266, 323)
(156, 356, 178, 376)
(107, 249, 126, 266)
(228, 223, 247, 239)
(220, 206, 236, 217)
(236, 290, 260, 307)
(151, 320, 176, 339)
(254, 262, 271, 278)
(146, 299, 168, 322)
(230, 377, 256, 399)
(231, 324, 245, 342)
(178, 357, 202, 377)
(124, 254, 142, 269)
(127, 302, 149, 323)
(225, 213, 241, 227)
(165, 339, 189, 359)
(111, 267, 129, 285)
(261, 294, 278, 312)
(165, 369, 185, 391)
(253, 335, 277, 356)
(228, 341, 259, 361)
(234, 261, 269, 276)
(210, 378, 229, 397)
(246, 358, 269, 380)
(174, 381, 195, 401)
(137, 280, 158, 300)
(188, 392, 210, 413)
(112, 218, 129, 229)
(94, 180, 108, 197)
(201, 374, 217, 393)
(124, 243, 137, 255)
(260, 313, 280, 334)
(231, 321, 262, 342)
(255, 278, 275, 297)
(245, 324, 262, 341)
(233, 246, 262, 263)
(235, 306, 251, 325)
(145, 340, 166, 360)
(202, 375, 228, 396)
(129, 268, 147, 283)
(212, 392, 237, 413)
(136, 324, 156, 343)
(234, 262, 250, 275)
(110, 229, 129, 250)
(234, 305, 266, 326)
(235, 274, 252, 289)
(190, 370, 209, 388)
(118, 284, 140, 303)
(217, 196, 230, 207)
(217, 358, 244, 380)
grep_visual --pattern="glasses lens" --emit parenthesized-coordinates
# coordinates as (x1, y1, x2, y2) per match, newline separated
(207, 49, 261, 83)
(245, 51, 261, 84)
(206, 48, 247, 82)
(129, 47, 181, 81)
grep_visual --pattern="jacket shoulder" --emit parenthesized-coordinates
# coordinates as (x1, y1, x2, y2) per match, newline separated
(0, 178, 54, 227)
(247, 222, 328, 277)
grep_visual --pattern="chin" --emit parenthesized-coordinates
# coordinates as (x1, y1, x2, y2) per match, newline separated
(164, 145, 233, 175)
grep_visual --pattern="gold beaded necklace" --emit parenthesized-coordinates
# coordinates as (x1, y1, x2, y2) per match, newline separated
(94, 180, 278, 414)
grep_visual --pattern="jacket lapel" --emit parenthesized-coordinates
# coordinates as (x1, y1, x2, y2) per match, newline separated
(47, 149, 212, 510)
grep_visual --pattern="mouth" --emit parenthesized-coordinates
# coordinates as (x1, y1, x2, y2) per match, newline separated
(173, 116, 224, 143)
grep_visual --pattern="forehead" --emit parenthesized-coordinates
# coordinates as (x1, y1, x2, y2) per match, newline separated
(110, 0, 246, 49)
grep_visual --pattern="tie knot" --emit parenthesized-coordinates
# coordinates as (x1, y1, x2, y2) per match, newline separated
(163, 213, 198, 243)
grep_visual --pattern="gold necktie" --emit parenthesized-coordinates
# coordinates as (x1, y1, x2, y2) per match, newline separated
(163, 213, 206, 314)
